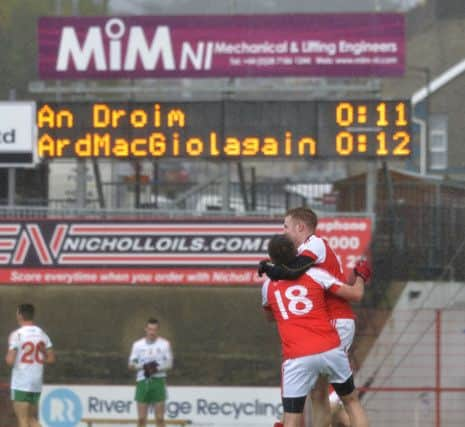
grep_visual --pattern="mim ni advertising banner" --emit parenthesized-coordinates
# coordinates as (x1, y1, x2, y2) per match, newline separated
(38, 14, 405, 79)
(0, 218, 371, 285)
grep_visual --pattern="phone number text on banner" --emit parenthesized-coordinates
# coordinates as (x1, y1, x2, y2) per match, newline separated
(0, 218, 371, 285)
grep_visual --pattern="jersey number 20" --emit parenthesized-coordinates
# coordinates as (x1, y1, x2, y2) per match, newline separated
(21, 341, 46, 364)
(274, 285, 313, 320)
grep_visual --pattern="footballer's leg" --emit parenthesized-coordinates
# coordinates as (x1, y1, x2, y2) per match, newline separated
(136, 402, 149, 427)
(284, 412, 304, 427)
(338, 390, 368, 427)
(12, 401, 30, 427)
(332, 405, 351, 427)
(154, 401, 165, 427)
(29, 403, 42, 427)
(330, 390, 350, 427)
(283, 396, 306, 427)
(310, 375, 331, 427)
(281, 354, 320, 427)
(332, 376, 368, 427)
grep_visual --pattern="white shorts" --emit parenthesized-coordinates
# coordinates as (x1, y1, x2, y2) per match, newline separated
(333, 318, 355, 353)
(281, 347, 352, 398)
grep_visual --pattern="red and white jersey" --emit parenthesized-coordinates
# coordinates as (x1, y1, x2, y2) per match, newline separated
(8, 324, 53, 392)
(298, 234, 355, 320)
(262, 268, 343, 360)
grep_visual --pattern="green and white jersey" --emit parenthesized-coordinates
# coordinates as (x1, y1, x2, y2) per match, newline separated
(129, 337, 173, 382)
(8, 325, 53, 392)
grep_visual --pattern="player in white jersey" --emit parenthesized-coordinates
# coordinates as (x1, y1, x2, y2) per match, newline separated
(129, 318, 173, 427)
(5, 303, 55, 427)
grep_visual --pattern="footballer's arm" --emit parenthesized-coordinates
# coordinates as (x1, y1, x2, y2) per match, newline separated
(312, 261, 371, 303)
(258, 255, 315, 281)
(330, 276, 365, 302)
(327, 260, 371, 302)
(5, 348, 17, 367)
(45, 347, 56, 365)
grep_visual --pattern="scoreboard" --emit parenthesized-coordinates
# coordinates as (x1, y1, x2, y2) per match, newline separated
(37, 100, 412, 160)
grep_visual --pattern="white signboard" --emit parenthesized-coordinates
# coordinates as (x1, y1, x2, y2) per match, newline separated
(39, 385, 282, 427)
(0, 102, 37, 167)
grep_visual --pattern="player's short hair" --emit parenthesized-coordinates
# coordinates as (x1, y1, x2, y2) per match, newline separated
(285, 207, 318, 231)
(147, 317, 159, 326)
(17, 304, 35, 320)
(268, 234, 296, 265)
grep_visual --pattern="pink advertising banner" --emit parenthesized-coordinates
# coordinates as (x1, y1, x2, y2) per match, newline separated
(38, 14, 405, 79)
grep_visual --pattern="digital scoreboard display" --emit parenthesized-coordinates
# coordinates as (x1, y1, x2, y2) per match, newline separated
(37, 100, 411, 160)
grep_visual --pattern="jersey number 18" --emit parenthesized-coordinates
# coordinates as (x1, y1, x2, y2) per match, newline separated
(274, 285, 313, 320)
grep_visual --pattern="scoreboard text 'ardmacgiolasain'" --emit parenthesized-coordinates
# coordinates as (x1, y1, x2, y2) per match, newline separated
(37, 100, 411, 160)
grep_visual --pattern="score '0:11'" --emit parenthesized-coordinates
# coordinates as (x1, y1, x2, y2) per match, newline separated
(336, 101, 409, 126)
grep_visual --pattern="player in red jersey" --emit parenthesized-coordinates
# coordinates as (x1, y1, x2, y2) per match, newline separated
(259, 207, 371, 427)
(262, 234, 369, 427)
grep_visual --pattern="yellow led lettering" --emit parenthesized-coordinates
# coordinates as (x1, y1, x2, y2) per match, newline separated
(93, 104, 127, 128)
(56, 138, 71, 156)
(37, 105, 55, 128)
(357, 105, 367, 124)
(37, 105, 73, 129)
(74, 133, 92, 157)
(111, 109, 126, 127)
(336, 132, 354, 156)
(131, 138, 147, 156)
(38, 134, 56, 156)
(93, 104, 111, 128)
(224, 137, 240, 156)
(262, 137, 279, 156)
(336, 102, 354, 126)
(298, 137, 317, 156)
(56, 109, 73, 128)
(395, 103, 408, 126)
(130, 110, 148, 128)
(242, 137, 260, 156)
(153, 104, 161, 127)
(376, 132, 389, 155)
(35, 100, 411, 160)
(93, 133, 111, 157)
(113, 138, 129, 157)
(167, 109, 185, 128)
(284, 132, 292, 155)
(172, 132, 180, 156)
(392, 131, 411, 155)
(186, 138, 204, 156)
(148, 133, 167, 157)
(376, 103, 388, 127)
(209, 132, 220, 156)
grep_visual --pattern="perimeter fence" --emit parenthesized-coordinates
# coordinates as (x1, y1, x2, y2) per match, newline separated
(354, 307, 465, 427)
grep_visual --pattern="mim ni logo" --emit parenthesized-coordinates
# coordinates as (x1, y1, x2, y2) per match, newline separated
(56, 18, 213, 72)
